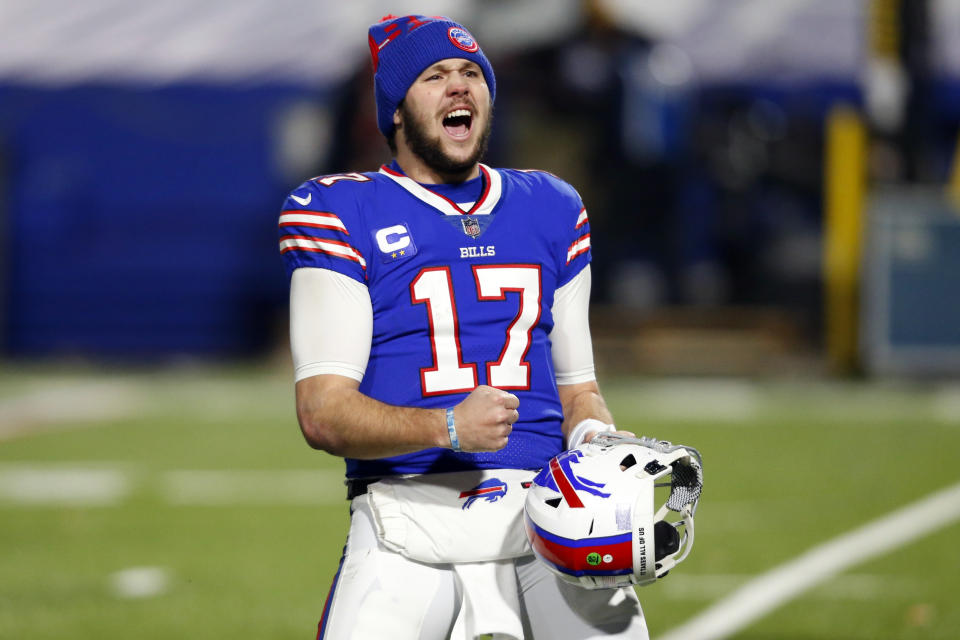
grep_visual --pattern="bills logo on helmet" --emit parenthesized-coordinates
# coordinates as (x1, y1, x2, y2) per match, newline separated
(533, 449, 610, 508)
(459, 478, 507, 509)
(448, 26, 479, 53)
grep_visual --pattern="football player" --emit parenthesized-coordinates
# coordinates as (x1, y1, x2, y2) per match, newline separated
(280, 14, 649, 640)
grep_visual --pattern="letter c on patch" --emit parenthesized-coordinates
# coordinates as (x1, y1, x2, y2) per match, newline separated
(375, 225, 410, 253)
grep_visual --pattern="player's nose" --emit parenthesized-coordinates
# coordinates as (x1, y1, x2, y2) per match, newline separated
(446, 73, 469, 96)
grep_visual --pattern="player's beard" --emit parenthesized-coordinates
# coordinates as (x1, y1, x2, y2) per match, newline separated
(399, 101, 492, 180)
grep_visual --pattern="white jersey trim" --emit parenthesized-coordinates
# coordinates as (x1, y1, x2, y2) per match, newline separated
(575, 208, 589, 229)
(279, 211, 349, 233)
(566, 234, 591, 265)
(280, 236, 367, 269)
(379, 164, 503, 217)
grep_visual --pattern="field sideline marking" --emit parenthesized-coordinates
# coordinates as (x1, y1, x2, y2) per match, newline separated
(0, 465, 130, 506)
(0, 380, 144, 441)
(109, 566, 171, 599)
(0, 465, 345, 506)
(659, 572, 899, 602)
(161, 469, 345, 504)
(659, 480, 960, 640)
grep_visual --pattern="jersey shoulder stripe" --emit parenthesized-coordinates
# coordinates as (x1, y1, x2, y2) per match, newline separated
(575, 207, 588, 229)
(279, 235, 367, 270)
(278, 174, 378, 281)
(279, 210, 349, 234)
(566, 233, 590, 264)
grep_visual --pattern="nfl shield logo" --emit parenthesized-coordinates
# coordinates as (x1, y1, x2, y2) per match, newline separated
(462, 217, 481, 238)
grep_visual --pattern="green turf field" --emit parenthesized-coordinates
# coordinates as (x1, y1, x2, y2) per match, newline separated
(1, 365, 958, 639)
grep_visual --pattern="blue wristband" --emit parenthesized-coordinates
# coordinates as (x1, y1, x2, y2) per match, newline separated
(446, 407, 461, 452)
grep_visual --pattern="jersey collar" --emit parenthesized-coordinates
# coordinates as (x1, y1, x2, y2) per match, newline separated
(379, 163, 502, 216)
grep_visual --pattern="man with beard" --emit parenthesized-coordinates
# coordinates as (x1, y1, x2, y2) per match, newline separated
(279, 15, 649, 640)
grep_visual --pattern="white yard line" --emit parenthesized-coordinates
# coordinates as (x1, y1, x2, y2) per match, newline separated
(659, 572, 904, 602)
(108, 566, 172, 599)
(604, 379, 761, 423)
(0, 465, 131, 506)
(603, 378, 960, 426)
(0, 380, 145, 441)
(659, 481, 960, 640)
(160, 469, 345, 504)
(932, 385, 960, 424)
(0, 464, 345, 506)
(0, 371, 292, 441)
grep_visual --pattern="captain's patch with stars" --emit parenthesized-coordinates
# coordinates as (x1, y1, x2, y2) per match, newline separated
(373, 223, 418, 263)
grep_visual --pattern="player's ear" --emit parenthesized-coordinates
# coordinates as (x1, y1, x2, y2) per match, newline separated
(393, 108, 402, 127)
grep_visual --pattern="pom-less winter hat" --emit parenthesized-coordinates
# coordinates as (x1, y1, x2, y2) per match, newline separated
(368, 15, 496, 136)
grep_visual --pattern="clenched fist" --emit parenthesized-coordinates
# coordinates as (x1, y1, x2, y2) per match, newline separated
(450, 385, 520, 452)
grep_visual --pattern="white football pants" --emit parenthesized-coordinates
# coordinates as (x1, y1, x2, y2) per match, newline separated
(315, 495, 649, 640)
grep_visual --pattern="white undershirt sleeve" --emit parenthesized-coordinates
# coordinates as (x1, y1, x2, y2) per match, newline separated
(289, 267, 372, 383)
(549, 265, 596, 385)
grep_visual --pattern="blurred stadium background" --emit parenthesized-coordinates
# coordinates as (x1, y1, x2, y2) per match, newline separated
(2, 1, 959, 638)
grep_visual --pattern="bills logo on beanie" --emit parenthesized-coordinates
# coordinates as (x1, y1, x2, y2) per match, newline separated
(368, 15, 496, 136)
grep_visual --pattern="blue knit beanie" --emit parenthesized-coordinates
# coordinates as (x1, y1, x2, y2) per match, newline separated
(368, 15, 496, 137)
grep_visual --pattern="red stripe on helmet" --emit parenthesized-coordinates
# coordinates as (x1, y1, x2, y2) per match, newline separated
(525, 519, 633, 575)
(549, 458, 585, 508)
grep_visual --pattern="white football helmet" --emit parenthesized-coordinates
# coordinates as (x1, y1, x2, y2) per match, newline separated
(524, 434, 703, 589)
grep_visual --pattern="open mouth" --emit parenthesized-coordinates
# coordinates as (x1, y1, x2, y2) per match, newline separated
(442, 108, 473, 139)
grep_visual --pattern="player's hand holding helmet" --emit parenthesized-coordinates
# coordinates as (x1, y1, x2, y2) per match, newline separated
(524, 433, 703, 589)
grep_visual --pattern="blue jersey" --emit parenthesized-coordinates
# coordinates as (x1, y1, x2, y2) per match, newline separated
(278, 163, 592, 478)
